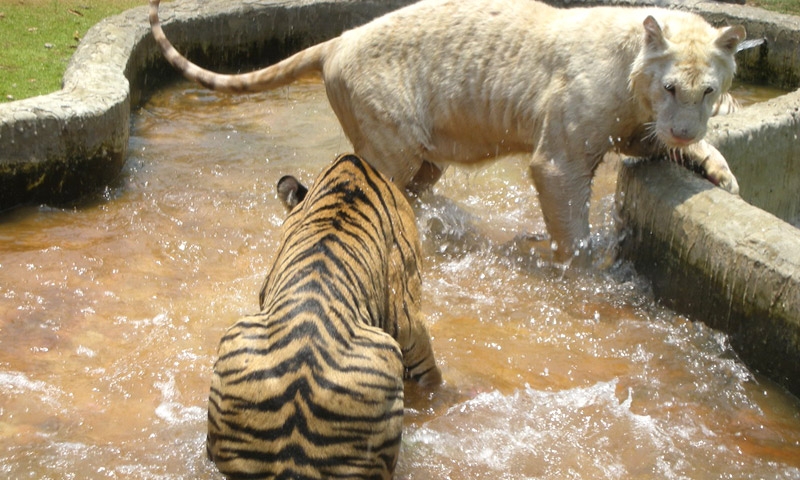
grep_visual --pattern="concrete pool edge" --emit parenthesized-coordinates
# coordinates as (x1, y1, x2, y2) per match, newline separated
(0, 0, 798, 395)
(0, 10, 136, 210)
(617, 160, 800, 394)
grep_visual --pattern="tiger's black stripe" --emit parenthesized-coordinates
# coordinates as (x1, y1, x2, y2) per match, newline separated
(207, 154, 440, 479)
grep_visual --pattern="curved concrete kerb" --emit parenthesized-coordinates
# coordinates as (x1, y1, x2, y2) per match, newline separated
(0, 9, 140, 209)
(0, 0, 799, 395)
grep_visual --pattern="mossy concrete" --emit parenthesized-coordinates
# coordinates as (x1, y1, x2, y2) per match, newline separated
(0, 0, 798, 394)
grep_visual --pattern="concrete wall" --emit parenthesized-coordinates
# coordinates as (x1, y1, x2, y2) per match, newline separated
(708, 91, 800, 225)
(617, 161, 800, 393)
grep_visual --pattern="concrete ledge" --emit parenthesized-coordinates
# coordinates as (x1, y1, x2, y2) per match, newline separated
(617, 161, 800, 393)
(0, 13, 136, 208)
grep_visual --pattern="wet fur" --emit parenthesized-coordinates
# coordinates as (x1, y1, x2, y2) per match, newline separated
(150, 0, 744, 260)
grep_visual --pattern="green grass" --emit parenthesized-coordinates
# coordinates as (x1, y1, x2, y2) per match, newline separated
(748, 0, 800, 16)
(0, 0, 141, 102)
(0, 0, 797, 103)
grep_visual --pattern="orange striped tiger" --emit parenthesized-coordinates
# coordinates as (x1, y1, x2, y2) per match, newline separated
(207, 154, 441, 479)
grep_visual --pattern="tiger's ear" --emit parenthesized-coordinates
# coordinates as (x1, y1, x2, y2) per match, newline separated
(277, 175, 308, 212)
(716, 25, 746, 55)
(643, 16, 668, 52)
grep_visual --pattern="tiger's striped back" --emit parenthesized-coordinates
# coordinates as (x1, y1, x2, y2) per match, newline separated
(207, 154, 441, 479)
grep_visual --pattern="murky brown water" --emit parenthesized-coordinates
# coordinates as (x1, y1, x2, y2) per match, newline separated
(1, 79, 799, 479)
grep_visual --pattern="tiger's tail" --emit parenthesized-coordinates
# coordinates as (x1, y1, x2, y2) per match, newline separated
(148, 0, 335, 93)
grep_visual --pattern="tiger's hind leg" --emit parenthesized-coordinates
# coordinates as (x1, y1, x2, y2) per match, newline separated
(401, 322, 442, 387)
(324, 68, 436, 192)
(386, 200, 442, 388)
